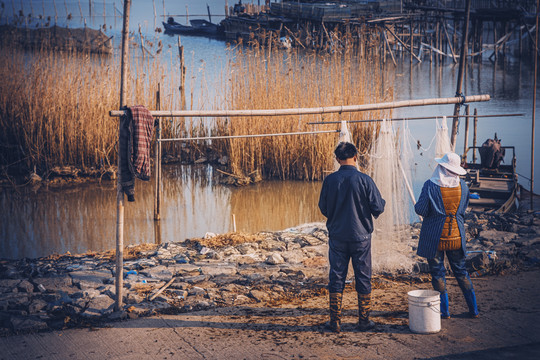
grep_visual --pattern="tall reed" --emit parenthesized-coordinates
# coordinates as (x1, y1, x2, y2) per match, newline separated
(215, 38, 394, 181)
(0, 44, 195, 176)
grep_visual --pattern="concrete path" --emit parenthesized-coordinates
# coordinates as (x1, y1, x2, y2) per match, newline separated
(1, 269, 539, 360)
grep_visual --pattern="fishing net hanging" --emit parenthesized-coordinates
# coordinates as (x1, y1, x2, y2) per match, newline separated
(369, 119, 414, 273)
(334, 120, 354, 171)
(435, 116, 452, 160)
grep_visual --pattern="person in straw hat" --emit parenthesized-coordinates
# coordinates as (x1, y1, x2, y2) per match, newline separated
(414, 152, 479, 319)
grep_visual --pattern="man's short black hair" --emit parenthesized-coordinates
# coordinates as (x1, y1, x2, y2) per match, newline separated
(334, 142, 357, 160)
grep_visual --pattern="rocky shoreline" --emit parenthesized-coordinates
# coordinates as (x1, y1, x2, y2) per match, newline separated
(1, 210, 539, 336)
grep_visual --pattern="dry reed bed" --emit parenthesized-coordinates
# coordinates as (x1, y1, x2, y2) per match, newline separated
(216, 41, 393, 180)
(0, 45, 193, 177)
(0, 32, 393, 182)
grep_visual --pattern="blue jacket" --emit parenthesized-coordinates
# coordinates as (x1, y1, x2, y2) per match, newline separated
(318, 165, 385, 242)
(414, 179, 470, 258)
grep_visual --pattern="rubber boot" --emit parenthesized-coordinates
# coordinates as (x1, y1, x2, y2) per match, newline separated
(357, 293, 375, 331)
(324, 292, 342, 333)
(462, 289, 479, 318)
(440, 291, 450, 319)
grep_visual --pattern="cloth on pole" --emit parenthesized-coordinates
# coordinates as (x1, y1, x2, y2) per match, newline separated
(120, 105, 155, 202)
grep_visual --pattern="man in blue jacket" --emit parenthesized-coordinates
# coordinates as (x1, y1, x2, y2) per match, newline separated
(319, 142, 386, 332)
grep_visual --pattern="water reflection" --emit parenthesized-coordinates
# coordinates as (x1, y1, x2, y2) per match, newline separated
(0, 164, 325, 259)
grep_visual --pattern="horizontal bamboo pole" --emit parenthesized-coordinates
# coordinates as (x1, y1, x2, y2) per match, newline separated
(159, 130, 339, 142)
(109, 95, 491, 118)
(308, 112, 524, 125)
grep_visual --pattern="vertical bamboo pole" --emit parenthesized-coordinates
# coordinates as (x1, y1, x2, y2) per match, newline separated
(78, 0, 83, 18)
(53, 0, 57, 23)
(116, 0, 131, 312)
(463, 105, 470, 159)
(185, 5, 189, 25)
(178, 36, 186, 110)
(409, 17, 413, 64)
(531, 0, 539, 210)
(450, 0, 471, 151)
(473, 108, 478, 164)
(154, 84, 161, 221)
(152, 0, 156, 29)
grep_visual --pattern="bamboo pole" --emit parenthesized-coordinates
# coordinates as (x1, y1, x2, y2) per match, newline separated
(442, 20, 457, 63)
(532, 0, 539, 210)
(463, 105, 470, 159)
(383, 29, 397, 66)
(450, 0, 471, 151)
(178, 36, 186, 110)
(384, 24, 422, 63)
(115, 0, 131, 313)
(473, 108, 478, 164)
(159, 130, 340, 142)
(110, 95, 491, 118)
(308, 112, 523, 125)
(154, 84, 161, 221)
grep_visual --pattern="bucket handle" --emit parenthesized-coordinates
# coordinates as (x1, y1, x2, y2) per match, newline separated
(410, 301, 441, 313)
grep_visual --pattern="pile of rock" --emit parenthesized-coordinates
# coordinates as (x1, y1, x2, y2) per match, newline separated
(0, 226, 330, 335)
(1, 210, 539, 335)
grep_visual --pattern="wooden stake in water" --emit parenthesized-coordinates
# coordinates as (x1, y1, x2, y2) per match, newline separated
(531, 0, 539, 210)
(116, 0, 132, 312)
(154, 84, 161, 221)
(450, 0, 471, 150)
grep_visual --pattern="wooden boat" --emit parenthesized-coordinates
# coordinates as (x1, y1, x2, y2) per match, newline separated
(461, 146, 518, 213)
(163, 18, 221, 36)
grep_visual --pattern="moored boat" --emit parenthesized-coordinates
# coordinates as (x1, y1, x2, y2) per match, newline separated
(461, 145, 519, 213)
(163, 17, 221, 37)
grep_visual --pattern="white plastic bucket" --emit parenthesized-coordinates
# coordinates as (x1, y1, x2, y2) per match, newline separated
(408, 290, 441, 334)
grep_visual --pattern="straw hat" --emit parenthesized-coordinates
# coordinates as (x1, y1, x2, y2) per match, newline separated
(435, 152, 466, 175)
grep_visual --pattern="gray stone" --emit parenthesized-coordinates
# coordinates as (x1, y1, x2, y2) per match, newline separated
(126, 293, 145, 304)
(258, 239, 286, 252)
(69, 270, 112, 287)
(281, 250, 304, 264)
(169, 263, 201, 275)
(82, 288, 101, 299)
(188, 286, 206, 296)
(266, 253, 285, 265)
(33, 275, 73, 290)
(141, 266, 173, 281)
(249, 289, 270, 302)
(0, 280, 21, 292)
(183, 275, 207, 284)
(234, 295, 251, 305)
(28, 299, 48, 314)
(478, 230, 518, 243)
(511, 237, 540, 247)
(234, 255, 259, 265)
(17, 280, 34, 293)
(302, 245, 327, 257)
(133, 259, 158, 268)
(81, 295, 115, 318)
(197, 264, 237, 276)
(108, 310, 127, 321)
(237, 243, 259, 255)
(10, 316, 48, 332)
(0, 293, 30, 309)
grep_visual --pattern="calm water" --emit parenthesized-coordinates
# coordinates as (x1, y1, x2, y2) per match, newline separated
(1, 1, 539, 259)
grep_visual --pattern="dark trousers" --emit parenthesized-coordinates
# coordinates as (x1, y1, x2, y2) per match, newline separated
(328, 239, 371, 294)
(427, 250, 474, 293)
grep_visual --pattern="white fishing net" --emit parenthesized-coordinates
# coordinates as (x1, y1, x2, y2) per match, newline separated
(369, 119, 415, 273)
(435, 116, 452, 162)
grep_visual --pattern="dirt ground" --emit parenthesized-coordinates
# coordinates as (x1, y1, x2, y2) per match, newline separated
(1, 267, 539, 360)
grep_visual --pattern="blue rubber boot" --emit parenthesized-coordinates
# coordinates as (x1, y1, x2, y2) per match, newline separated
(440, 291, 450, 319)
(463, 289, 479, 318)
